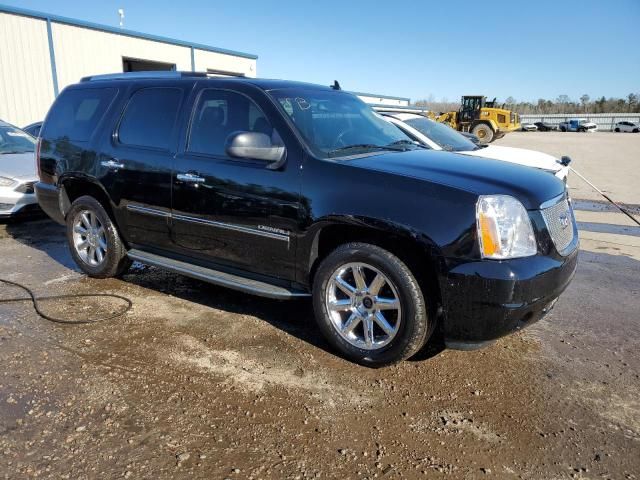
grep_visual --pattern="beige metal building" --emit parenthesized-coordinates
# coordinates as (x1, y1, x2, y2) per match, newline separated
(0, 5, 258, 127)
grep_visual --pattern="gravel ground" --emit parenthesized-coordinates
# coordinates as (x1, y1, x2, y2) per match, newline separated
(1, 134, 639, 479)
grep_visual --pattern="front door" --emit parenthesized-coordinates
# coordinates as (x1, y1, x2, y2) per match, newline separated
(170, 87, 301, 281)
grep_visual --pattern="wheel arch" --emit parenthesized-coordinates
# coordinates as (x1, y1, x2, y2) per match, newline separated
(59, 174, 115, 222)
(305, 217, 444, 308)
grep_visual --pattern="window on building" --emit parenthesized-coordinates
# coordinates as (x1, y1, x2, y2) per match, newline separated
(118, 88, 181, 150)
(188, 89, 280, 156)
(42, 88, 116, 142)
(122, 57, 176, 72)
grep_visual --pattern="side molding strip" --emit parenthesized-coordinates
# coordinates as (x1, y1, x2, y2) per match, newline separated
(125, 204, 289, 242)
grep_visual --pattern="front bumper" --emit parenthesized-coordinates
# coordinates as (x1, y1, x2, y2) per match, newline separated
(438, 246, 578, 348)
(0, 184, 39, 218)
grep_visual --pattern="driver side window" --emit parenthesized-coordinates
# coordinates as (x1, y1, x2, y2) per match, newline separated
(188, 89, 281, 157)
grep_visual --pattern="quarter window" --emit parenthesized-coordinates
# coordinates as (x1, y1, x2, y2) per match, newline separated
(42, 88, 116, 142)
(189, 89, 280, 157)
(118, 88, 181, 150)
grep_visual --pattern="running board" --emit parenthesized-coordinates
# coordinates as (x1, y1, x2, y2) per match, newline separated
(127, 249, 310, 299)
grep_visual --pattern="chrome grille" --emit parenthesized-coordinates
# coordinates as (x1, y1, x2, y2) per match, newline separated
(541, 197, 575, 255)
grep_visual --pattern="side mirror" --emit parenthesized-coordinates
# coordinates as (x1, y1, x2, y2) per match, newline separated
(225, 131, 286, 169)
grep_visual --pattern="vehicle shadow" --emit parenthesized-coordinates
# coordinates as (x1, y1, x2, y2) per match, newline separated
(1, 216, 77, 271)
(2, 217, 445, 364)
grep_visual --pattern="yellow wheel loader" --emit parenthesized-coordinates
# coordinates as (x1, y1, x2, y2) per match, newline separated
(434, 96, 520, 144)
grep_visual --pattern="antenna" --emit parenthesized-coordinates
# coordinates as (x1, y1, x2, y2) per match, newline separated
(331, 80, 341, 91)
(118, 8, 125, 28)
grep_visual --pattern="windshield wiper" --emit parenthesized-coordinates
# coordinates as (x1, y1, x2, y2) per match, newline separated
(328, 144, 405, 157)
(386, 140, 428, 149)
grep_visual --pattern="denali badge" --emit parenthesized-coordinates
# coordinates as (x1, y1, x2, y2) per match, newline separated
(258, 225, 290, 236)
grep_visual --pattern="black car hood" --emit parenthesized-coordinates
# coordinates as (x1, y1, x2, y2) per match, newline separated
(346, 149, 565, 210)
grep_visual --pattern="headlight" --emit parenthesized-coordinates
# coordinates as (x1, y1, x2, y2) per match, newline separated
(0, 176, 17, 187)
(476, 195, 537, 259)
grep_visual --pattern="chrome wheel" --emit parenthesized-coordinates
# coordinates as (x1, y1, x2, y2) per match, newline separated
(72, 210, 107, 267)
(325, 262, 401, 350)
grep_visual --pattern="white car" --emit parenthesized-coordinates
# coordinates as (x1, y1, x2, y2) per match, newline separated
(521, 122, 538, 132)
(381, 112, 570, 183)
(0, 120, 39, 218)
(613, 121, 639, 133)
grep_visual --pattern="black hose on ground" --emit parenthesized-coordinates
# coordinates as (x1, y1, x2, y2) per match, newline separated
(0, 278, 132, 324)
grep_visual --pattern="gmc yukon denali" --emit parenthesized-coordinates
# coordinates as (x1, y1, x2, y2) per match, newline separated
(35, 72, 578, 366)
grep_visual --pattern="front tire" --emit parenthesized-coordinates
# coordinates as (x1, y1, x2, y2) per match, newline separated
(66, 195, 130, 278)
(614, 128, 620, 132)
(312, 243, 430, 367)
(471, 123, 494, 143)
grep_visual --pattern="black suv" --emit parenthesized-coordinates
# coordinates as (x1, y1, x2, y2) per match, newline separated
(36, 72, 578, 366)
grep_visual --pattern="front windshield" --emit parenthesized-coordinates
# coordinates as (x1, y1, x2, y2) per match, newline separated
(268, 88, 415, 158)
(0, 125, 36, 154)
(405, 117, 478, 152)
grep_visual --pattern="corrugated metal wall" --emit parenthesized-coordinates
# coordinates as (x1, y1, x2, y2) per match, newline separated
(520, 113, 640, 131)
(52, 23, 193, 91)
(0, 13, 55, 127)
(0, 10, 258, 127)
(195, 49, 257, 77)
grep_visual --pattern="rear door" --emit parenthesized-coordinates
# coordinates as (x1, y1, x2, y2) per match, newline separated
(100, 82, 190, 251)
(170, 85, 302, 280)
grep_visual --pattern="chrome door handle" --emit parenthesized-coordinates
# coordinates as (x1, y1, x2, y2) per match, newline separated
(101, 159, 124, 170)
(176, 173, 205, 184)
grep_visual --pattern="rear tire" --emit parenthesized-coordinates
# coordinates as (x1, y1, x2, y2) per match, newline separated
(471, 123, 494, 143)
(312, 243, 430, 367)
(614, 128, 620, 132)
(66, 195, 130, 278)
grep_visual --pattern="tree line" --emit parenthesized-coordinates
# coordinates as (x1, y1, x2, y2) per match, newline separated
(413, 93, 640, 114)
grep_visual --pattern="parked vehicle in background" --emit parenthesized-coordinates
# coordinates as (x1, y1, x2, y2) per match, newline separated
(23, 121, 43, 137)
(381, 112, 570, 182)
(534, 121, 558, 132)
(0, 120, 39, 218)
(433, 95, 521, 144)
(558, 118, 598, 132)
(36, 72, 577, 366)
(613, 121, 639, 133)
(521, 123, 537, 132)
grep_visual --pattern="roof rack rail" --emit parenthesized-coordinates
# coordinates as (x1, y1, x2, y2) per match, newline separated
(81, 71, 208, 82)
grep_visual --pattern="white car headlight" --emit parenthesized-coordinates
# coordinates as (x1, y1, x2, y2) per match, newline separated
(0, 176, 17, 187)
(476, 195, 537, 259)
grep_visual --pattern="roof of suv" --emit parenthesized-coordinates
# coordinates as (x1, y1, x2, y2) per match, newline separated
(79, 71, 335, 93)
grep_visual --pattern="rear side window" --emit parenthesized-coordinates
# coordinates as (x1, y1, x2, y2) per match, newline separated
(43, 88, 116, 142)
(118, 88, 181, 150)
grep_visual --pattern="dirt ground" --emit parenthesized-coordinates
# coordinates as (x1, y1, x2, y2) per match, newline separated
(1, 133, 639, 479)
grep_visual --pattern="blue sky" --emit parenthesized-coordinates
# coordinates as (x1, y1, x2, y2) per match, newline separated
(4, 0, 639, 103)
